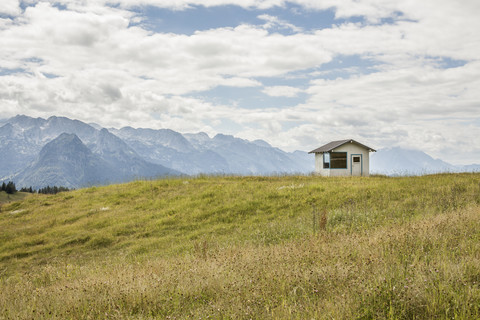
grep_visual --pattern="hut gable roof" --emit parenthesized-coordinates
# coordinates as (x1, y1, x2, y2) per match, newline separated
(308, 139, 376, 154)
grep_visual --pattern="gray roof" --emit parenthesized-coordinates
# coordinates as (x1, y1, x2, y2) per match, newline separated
(308, 139, 376, 154)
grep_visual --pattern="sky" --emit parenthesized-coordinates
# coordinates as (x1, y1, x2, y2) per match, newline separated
(0, 0, 479, 165)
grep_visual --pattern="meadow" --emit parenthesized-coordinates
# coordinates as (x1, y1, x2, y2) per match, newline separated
(0, 191, 29, 205)
(1, 173, 479, 319)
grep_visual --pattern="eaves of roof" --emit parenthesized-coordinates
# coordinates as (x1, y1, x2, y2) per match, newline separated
(308, 139, 376, 153)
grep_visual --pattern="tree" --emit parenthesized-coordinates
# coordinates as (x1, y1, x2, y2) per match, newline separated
(20, 186, 35, 193)
(5, 181, 16, 194)
(1, 182, 5, 192)
(38, 185, 70, 194)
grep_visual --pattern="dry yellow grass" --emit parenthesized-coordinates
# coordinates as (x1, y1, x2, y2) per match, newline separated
(0, 191, 30, 204)
(1, 173, 479, 319)
(1, 206, 479, 319)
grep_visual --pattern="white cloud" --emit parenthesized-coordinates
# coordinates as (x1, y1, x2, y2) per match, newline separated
(103, 0, 287, 10)
(257, 14, 303, 33)
(305, 62, 480, 120)
(0, 2, 334, 99)
(0, 0, 479, 164)
(0, 0, 21, 16)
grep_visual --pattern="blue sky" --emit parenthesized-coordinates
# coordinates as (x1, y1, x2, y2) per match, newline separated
(0, 0, 479, 164)
(135, 3, 341, 34)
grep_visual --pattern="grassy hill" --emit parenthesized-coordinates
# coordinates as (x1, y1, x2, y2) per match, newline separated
(1, 173, 479, 319)
(0, 190, 29, 204)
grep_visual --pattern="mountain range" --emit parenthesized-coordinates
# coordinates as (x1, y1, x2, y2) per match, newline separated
(0, 115, 312, 189)
(370, 147, 480, 175)
(0, 115, 478, 189)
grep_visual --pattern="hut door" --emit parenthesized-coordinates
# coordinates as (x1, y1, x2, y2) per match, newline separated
(351, 154, 362, 176)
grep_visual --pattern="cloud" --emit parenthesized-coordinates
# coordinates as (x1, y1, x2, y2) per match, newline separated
(257, 14, 303, 33)
(0, 2, 334, 98)
(305, 62, 480, 120)
(100, 0, 287, 10)
(0, 0, 21, 16)
(0, 0, 479, 165)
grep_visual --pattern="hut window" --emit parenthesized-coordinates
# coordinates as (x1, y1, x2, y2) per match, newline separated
(330, 152, 347, 169)
(323, 153, 330, 169)
(353, 156, 360, 163)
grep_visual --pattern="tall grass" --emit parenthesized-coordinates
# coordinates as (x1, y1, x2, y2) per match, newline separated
(1, 173, 479, 318)
(0, 190, 29, 204)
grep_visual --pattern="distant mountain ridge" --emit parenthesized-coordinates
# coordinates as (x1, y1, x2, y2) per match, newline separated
(1, 115, 478, 189)
(371, 147, 480, 175)
(0, 115, 179, 188)
(0, 115, 313, 188)
(14, 132, 178, 189)
(14, 133, 113, 189)
(109, 127, 313, 175)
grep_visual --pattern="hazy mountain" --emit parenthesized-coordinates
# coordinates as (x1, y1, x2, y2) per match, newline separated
(1, 116, 179, 188)
(459, 164, 480, 172)
(0, 123, 37, 178)
(287, 150, 314, 172)
(109, 127, 228, 174)
(201, 133, 309, 174)
(7, 114, 478, 189)
(111, 127, 195, 153)
(12, 132, 178, 189)
(0, 115, 100, 179)
(370, 147, 475, 175)
(6, 116, 480, 188)
(6, 114, 98, 143)
(13, 133, 113, 189)
(1, 115, 312, 188)
(111, 128, 312, 175)
(88, 128, 177, 179)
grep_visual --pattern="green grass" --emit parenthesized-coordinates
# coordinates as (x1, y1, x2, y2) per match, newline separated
(1, 173, 480, 319)
(0, 191, 30, 204)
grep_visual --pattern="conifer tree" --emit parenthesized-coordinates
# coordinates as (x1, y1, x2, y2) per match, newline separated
(5, 181, 16, 194)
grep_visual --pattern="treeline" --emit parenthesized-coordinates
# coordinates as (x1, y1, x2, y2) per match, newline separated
(37, 186, 71, 194)
(1, 181, 71, 195)
(1, 181, 17, 194)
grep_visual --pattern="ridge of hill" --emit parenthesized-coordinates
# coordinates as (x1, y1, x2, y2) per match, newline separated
(1, 173, 479, 318)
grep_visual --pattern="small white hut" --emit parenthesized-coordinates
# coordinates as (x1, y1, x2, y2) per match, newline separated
(309, 139, 376, 177)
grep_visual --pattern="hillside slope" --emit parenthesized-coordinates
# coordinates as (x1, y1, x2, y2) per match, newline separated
(1, 174, 479, 319)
